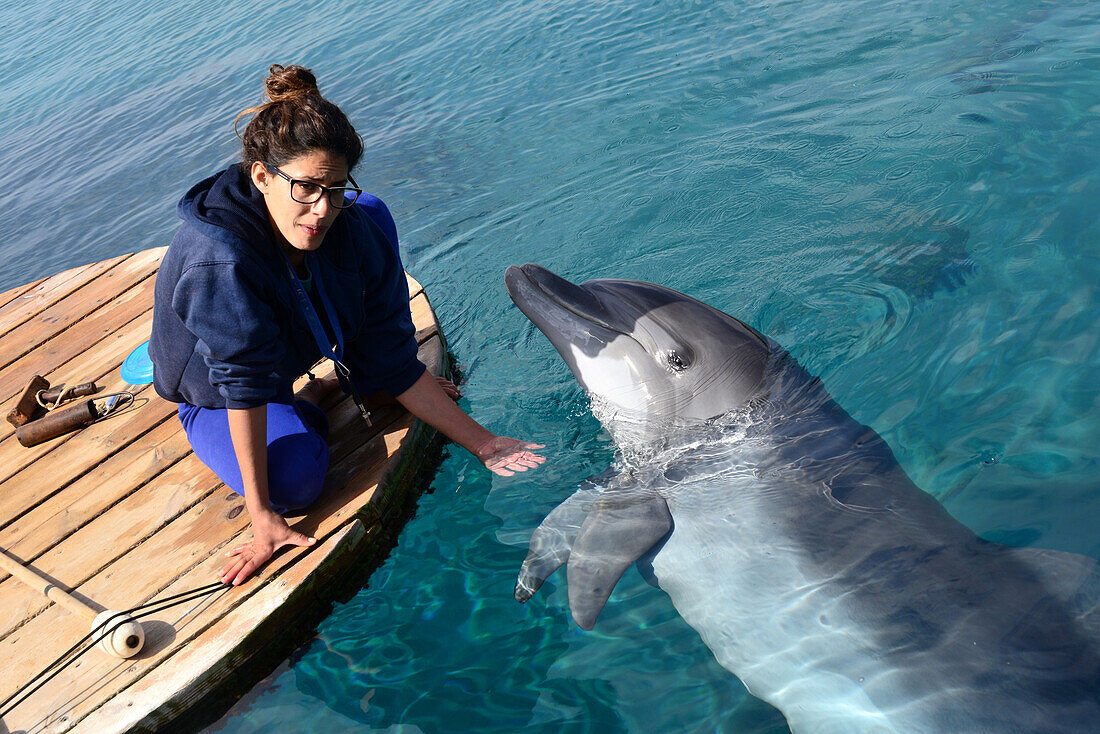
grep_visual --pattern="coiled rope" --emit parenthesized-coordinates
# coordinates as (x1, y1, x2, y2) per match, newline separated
(0, 581, 229, 719)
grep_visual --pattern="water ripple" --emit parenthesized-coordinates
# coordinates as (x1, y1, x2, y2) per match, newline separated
(4, 0, 1098, 731)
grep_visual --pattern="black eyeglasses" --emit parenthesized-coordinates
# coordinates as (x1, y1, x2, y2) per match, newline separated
(265, 163, 363, 209)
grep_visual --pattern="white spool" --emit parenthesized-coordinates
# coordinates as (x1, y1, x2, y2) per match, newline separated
(0, 547, 147, 659)
(91, 610, 145, 659)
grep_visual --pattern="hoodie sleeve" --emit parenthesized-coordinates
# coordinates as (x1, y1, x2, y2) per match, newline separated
(172, 260, 285, 408)
(344, 202, 426, 397)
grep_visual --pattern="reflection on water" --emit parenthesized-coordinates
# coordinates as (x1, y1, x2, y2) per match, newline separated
(2, 0, 1097, 730)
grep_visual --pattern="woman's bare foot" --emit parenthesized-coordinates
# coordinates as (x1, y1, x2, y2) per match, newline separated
(296, 376, 341, 406)
(436, 376, 461, 400)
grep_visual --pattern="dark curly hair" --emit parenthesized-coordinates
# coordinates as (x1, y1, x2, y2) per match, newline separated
(235, 64, 363, 170)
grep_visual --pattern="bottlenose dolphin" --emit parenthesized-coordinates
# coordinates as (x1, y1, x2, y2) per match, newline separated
(505, 263, 1100, 733)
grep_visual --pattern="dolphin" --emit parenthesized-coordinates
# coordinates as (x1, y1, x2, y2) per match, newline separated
(505, 263, 1100, 733)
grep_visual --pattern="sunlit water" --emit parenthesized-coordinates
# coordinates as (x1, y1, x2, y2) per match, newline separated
(2, 0, 1098, 730)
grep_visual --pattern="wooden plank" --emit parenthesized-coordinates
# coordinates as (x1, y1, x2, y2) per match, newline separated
(0, 488, 252, 722)
(0, 254, 130, 337)
(313, 416, 424, 531)
(0, 450, 219, 646)
(0, 420, 191, 585)
(2, 325, 442, 590)
(0, 335, 444, 728)
(410, 292, 437, 344)
(0, 253, 450, 732)
(1, 415, 422, 728)
(0, 315, 155, 486)
(0, 276, 154, 407)
(406, 272, 424, 299)
(0, 248, 161, 373)
(0, 336, 442, 641)
(73, 419, 427, 732)
(79, 521, 368, 733)
(0, 279, 43, 312)
(0, 385, 176, 531)
(0, 312, 151, 431)
(0, 396, 413, 642)
(0, 270, 437, 554)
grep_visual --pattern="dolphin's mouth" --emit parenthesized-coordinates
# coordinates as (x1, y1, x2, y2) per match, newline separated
(505, 264, 620, 332)
(505, 264, 634, 353)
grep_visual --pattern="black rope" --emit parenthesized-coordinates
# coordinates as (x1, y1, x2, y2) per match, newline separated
(128, 582, 229, 623)
(0, 581, 229, 720)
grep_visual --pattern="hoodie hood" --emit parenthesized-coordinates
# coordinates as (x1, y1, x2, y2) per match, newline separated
(178, 163, 276, 251)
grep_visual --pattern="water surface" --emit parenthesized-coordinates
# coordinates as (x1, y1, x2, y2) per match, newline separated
(2, 0, 1098, 730)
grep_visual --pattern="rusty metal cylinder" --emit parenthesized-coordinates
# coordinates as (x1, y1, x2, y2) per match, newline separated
(15, 399, 98, 447)
(38, 381, 99, 404)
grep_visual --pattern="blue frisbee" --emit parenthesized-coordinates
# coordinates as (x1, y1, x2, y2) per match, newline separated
(120, 340, 154, 384)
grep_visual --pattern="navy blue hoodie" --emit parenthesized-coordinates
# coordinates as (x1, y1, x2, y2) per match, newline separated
(149, 164, 425, 410)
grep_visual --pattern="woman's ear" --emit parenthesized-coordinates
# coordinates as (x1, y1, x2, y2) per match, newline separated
(250, 161, 270, 193)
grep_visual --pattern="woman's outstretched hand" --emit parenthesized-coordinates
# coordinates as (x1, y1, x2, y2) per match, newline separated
(218, 509, 316, 585)
(476, 436, 546, 476)
(394, 371, 543, 477)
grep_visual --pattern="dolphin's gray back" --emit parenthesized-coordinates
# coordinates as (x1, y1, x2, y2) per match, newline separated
(626, 350, 1100, 732)
(647, 422, 1100, 733)
(505, 266, 1100, 731)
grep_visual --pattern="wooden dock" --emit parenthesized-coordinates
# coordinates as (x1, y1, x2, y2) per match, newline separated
(0, 248, 450, 733)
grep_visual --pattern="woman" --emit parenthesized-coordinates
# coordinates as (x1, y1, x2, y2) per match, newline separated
(149, 64, 544, 586)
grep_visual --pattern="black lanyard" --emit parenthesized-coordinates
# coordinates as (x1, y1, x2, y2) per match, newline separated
(282, 252, 372, 426)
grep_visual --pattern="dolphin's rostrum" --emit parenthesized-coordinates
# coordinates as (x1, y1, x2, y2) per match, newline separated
(505, 263, 1100, 733)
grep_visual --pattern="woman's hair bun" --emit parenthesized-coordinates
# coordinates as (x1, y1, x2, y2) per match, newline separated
(236, 63, 363, 170)
(263, 64, 320, 103)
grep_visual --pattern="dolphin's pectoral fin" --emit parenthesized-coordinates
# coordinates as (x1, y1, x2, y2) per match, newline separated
(515, 525, 573, 603)
(567, 490, 672, 630)
(515, 483, 605, 603)
(634, 534, 671, 589)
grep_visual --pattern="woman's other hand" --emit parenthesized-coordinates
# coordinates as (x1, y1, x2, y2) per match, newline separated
(476, 436, 546, 476)
(218, 508, 316, 585)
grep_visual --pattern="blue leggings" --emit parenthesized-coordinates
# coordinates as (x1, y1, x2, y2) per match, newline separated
(178, 400, 330, 513)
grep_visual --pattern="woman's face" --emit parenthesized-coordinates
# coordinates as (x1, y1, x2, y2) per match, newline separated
(250, 149, 349, 263)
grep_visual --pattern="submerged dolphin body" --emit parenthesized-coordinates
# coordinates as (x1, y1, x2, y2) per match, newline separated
(505, 264, 1100, 733)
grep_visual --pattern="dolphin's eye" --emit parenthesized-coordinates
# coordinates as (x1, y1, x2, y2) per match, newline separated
(666, 351, 688, 372)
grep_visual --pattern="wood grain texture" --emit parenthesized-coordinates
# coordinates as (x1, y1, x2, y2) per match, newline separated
(0, 254, 130, 337)
(0, 249, 450, 733)
(0, 249, 160, 373)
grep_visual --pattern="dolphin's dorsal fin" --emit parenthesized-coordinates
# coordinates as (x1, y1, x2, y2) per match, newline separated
(567, 488, 672, 630)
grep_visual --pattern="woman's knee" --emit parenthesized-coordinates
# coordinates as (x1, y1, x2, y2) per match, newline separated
(267, 430, 329, 511)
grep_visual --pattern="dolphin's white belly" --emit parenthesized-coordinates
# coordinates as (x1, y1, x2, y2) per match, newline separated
(650, 475, 902, 734)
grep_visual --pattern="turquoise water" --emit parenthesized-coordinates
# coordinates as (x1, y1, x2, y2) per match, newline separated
(3, 0, 1099, 730)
